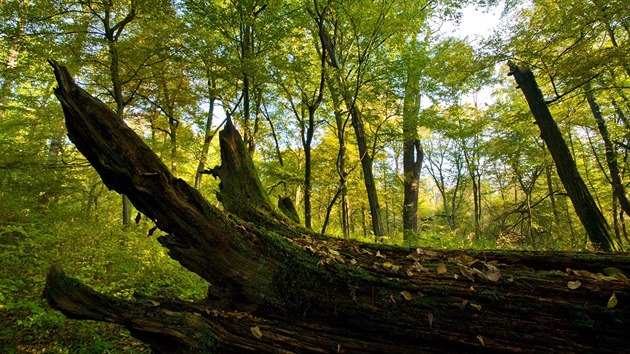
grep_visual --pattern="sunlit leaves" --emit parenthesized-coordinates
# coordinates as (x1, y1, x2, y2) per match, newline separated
(436, 262, 448, 275)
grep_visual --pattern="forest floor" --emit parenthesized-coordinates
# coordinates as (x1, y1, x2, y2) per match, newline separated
(0, 220, 206, 353)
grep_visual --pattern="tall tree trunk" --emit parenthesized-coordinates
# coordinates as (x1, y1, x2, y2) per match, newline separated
(402, 63, 423, 242)
(169, 118, 178, 174)
(313, 5, 384, 237)
(194, 78, 217, 189)
(303, 59, 326, 229)
(462, 139, 482, 240)
(335, 72, 385, 237)
(303, 132, 313, 229)
(508, 63, 616, 251)
(326, 72, 350, 238)
(238, 1, 263, 154)
(585, 86, 630, 217)
(545, 163, 560, 226)
(350, 103, 385, 237)
(102, 1, 137, 226)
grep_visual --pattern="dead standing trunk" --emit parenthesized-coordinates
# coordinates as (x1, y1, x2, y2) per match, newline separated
(43, 60, 630, 353)
(508, 62, 616, 251)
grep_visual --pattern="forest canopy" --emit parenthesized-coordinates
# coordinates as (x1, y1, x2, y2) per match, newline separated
(1, 0, 630, 351)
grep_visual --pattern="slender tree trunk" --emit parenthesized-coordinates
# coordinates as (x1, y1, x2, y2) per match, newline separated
(545, 164, 560, 226)
(402, 63, 423, 242)
(303, 62, 325, 229)
(103, 1, 137, 226)
(168, 118, 178, 174)
(581, 131, 605, 212)
(304, 135, 313, 229)
(462, 140, 481, 239)
(111, 42, 133, 225)
(585, 86, 630, 217)
(194, 78, 217, 189)
(321, 186, 342, 235)
(314, 6, 384, 237)
(238, 2, 262, 154)
(350, 103, 385, 237)
(326, 71, 351, 238)
(508, 63, 616, 251)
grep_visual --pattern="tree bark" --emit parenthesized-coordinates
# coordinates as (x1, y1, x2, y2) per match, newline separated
(508, 62, 616, 251)
(402, 61, 423, 242)
(45, 60, 630, 353)
(325, 69, 351, 238)
(585, 86, 630, 217)
(348, 103, 385, 237)
(313, 6, 385, 237)
(278, 196, 300, 224)
(194, 76, 217, 189)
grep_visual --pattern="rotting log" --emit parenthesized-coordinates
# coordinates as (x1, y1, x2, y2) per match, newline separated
(44, 60, 630, 353)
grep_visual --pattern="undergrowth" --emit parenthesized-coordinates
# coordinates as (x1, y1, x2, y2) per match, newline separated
(0, 218, 207, 353)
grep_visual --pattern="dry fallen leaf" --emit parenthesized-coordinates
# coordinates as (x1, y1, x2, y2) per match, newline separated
(376, 250, 386, 259)
(427, 312, 434, 328)
(437, 263, 448, 275)
(148, 300, 160, 307)
(412, 261, 428, 273)
(250, 326, 263, 339)
(470, 303, 482, 311)
(400, 290, 413, 301)
(567, 280, 582, 290)
(383, 262, 393, 269)
(485, 267, 501, 282)
(477, 335, 485, 346)
(424, 249, 440, 258)
(608, 292, 618, 308)
(406, 253, 420, 262)
(460, 266, 475, 281)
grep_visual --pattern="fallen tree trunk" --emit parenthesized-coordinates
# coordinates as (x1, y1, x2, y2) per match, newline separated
(44, 60, 630, 353)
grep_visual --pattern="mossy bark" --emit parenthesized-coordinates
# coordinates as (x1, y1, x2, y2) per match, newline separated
(44, 60, 630, 353)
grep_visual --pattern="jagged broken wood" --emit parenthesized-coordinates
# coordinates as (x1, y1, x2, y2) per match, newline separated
(44, 59, 630, 353)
